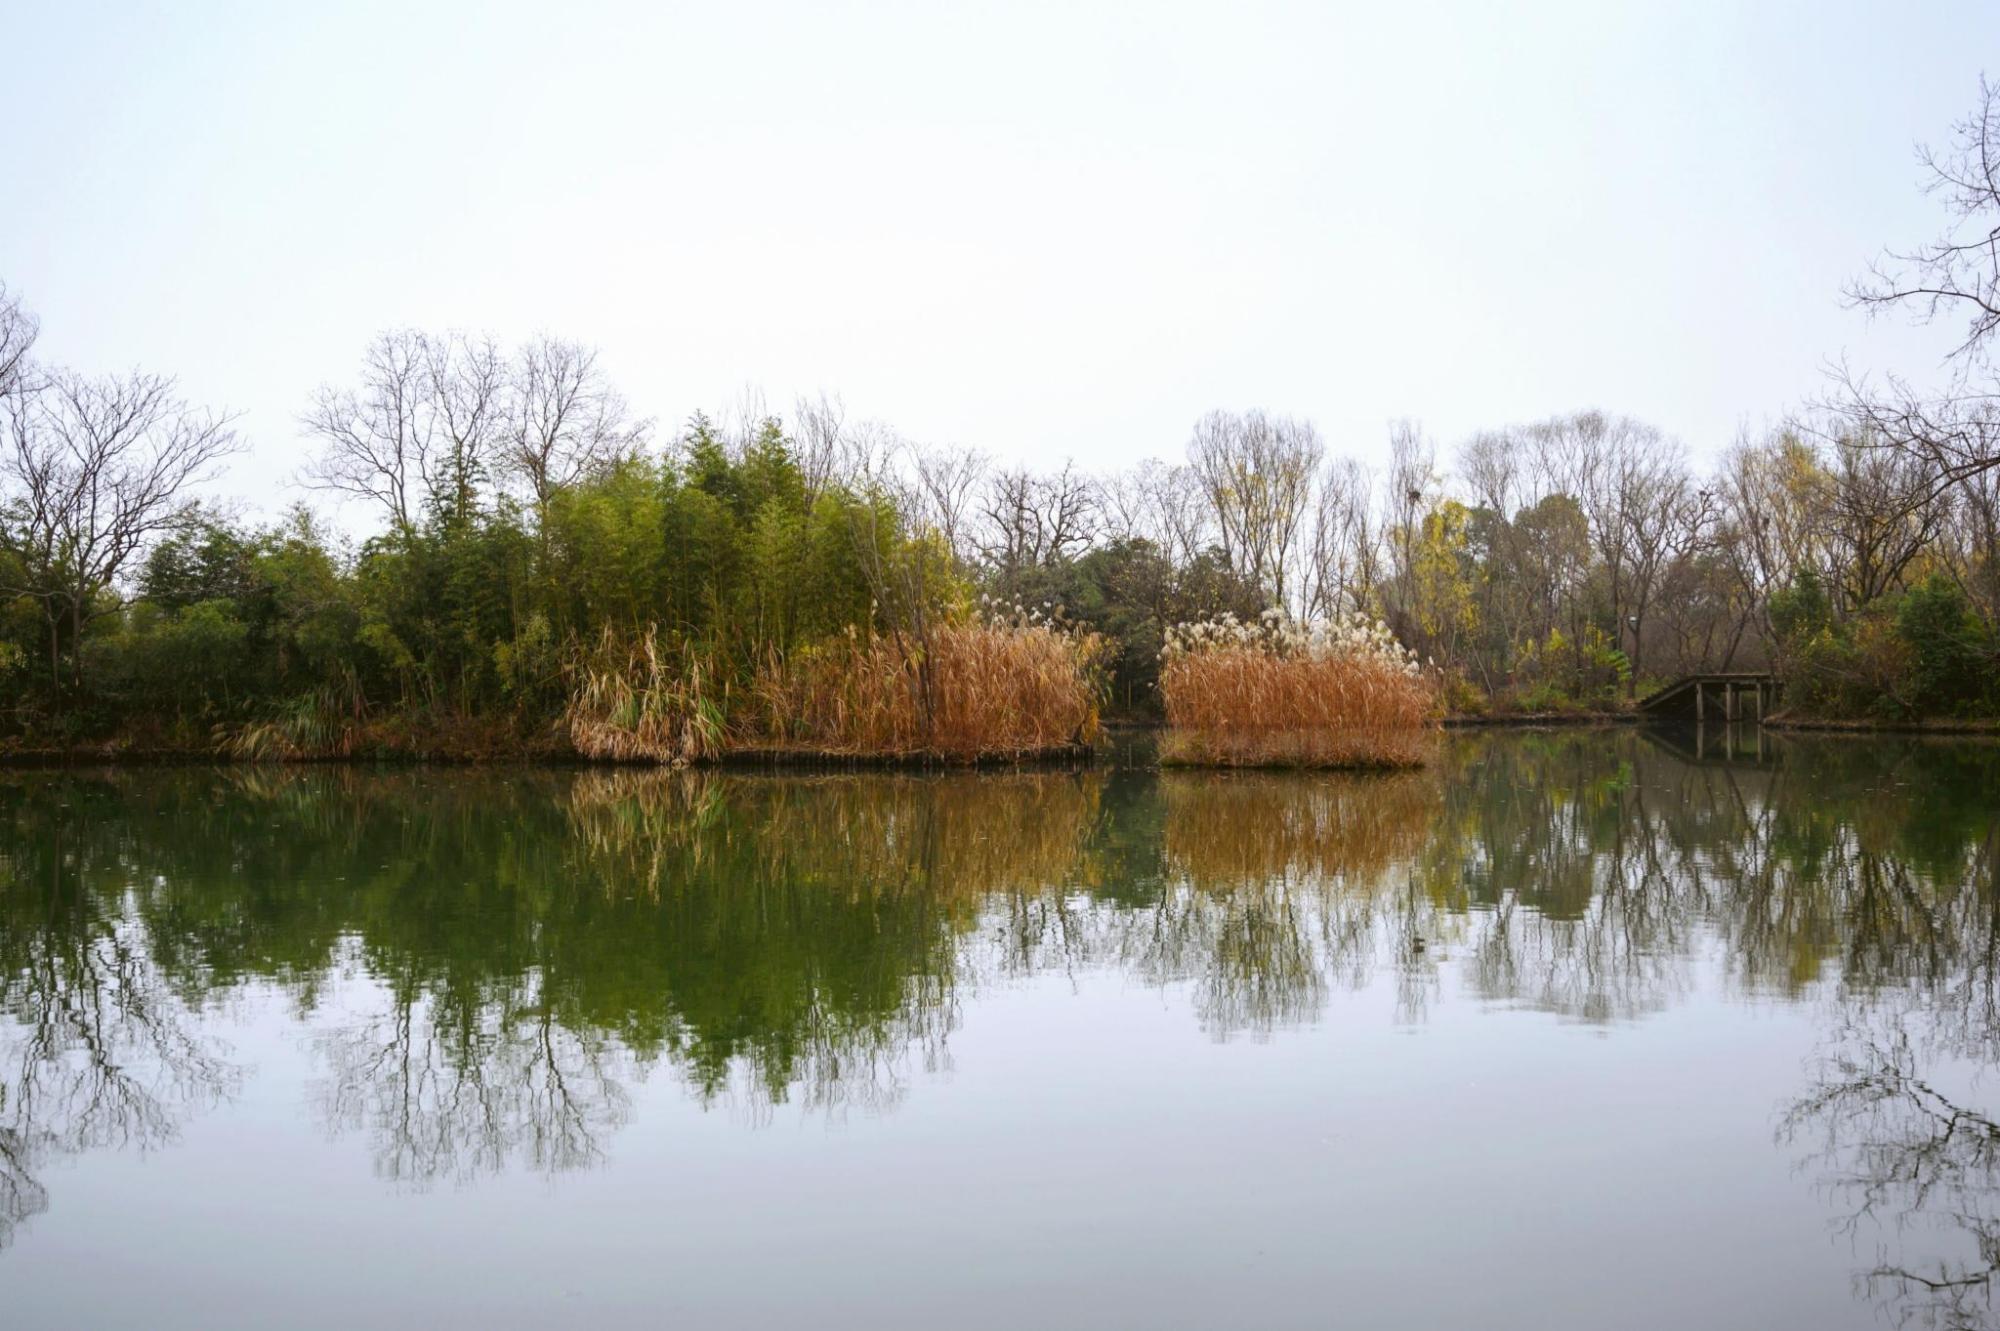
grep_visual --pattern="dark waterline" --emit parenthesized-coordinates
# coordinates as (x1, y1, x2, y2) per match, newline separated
(3, 731, 1998, 1330)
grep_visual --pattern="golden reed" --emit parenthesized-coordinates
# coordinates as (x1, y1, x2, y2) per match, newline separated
(1160, 612, 1437, 768)
(752, 616, 1104, 762)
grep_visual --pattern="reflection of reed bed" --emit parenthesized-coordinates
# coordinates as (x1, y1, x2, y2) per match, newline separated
(1161, 724, 1434, 769)
(752, 773, 1102, 897)
(1159, 770, 1439, 890)
(564, 767, 728, 878)
(1115, 772, 1444, 1037)
(563, 768, 1102, 900)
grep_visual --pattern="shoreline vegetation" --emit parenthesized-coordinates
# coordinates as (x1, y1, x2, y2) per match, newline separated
(5, 702, 1999, 769)
(7, 84, 2000, 760)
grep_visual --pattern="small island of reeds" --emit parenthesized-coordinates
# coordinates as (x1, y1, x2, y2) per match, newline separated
(1159, 612, 1438, 769)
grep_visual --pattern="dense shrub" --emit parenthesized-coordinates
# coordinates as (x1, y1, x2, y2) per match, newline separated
(1772, 567, 1998, 719)
(1896, 574, 1994, 716)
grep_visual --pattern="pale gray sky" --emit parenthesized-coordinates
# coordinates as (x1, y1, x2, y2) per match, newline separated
(2, 1, 1990, 515)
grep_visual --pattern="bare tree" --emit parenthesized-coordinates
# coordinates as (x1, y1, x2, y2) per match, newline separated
(1185, 409, 1324, 607)
(1823, 427, 1949, 609)
(1100, 459, 1212, 569)
(717, 384, 771, 454)
(1302, 456, 1378, 619)
(1850, 76, 2000, 368)
(1382, 418, 1437, 643)
(419, 331, 504, 523)
(791, 391, 847, 511)
(0, 369, 239, 691)
(301, 329, 504, 536)
(1714, 430, 1816, 649)
(1837, 369, 2000, 498)
(1940, 458, 2000, 619)
(974, 463, 1098, 583)
(1620, 455, 1712, 688)
(1525, 411, 1668, 667)
(0, 283, 37, 400)
(1458, 428, 1526, 517)
(1843, 78, 2000, 493)
(909, 443, 987, 566)
(301, 332, 427, 535)
(504, 335, 650, 506)
(1524, 410, 1611, 507)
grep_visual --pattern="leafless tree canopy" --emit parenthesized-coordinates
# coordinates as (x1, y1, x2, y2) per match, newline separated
(975, 462, 1097, 579)
(910, 442, 988, 566)
(0, 283, 38, 400)
(1843, 78, 2000, 491)
(791, 392, 848, 511)
(305, 329, 650, 532)
(0, 367, 239, 687)
(1851, 76, 2000, 368)
(1186, 408, 1324, 606)
(1100, 459, 1212, 569)
(505, 335, 651, 504)
(301, 331, 450, 535)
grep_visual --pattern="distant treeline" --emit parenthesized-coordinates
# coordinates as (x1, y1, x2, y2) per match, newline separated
(7, 84, 2000, 746)
(0, 305, 1996, 753)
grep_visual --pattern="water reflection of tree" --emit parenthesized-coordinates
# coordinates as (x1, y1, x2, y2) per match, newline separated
(1406, 734, 2000, 1030)
(562, 770, 1105, 1110)
(314, 959, 632, 1184)
(1766, 750, 2000, 1331)
(287, 769, 1086, 1165)
(1784, 1021, 2000, 1331)
(0, 767, 1102, 1190)
(0, 783, 235, 1248)
(4, 731, 2000, 1225)
(1427, 736, 1701, 1023)
(1150, 771, 1438, 1033)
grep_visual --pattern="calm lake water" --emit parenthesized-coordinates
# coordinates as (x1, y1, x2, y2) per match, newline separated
(4, 730, 1999, 1330)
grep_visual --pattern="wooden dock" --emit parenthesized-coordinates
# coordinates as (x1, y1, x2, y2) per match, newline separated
(1637, 673, 1781, 722)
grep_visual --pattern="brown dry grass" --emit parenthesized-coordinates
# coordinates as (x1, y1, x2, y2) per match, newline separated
(751, 620, 1104, 762)
(563, 626, 727, 764)
(1160, 622, 1437, 769)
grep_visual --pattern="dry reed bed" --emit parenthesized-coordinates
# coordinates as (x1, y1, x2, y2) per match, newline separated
(565, 627, 728, 763)
(1160, 613, 1438, 769)
(750, 618, 1104, 763)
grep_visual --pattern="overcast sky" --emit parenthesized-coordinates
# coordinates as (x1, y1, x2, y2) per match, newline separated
(2, 1, 1992, 517)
